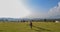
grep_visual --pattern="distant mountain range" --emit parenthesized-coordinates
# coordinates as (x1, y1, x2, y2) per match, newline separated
(0, 18, 60, 21)
(0, 18, 21, 21)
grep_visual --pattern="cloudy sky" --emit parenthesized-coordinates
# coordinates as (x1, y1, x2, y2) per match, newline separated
(0, 0, 60, 19)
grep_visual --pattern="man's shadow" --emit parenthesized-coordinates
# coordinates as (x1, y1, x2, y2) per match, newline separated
(32, 25, 52, 32)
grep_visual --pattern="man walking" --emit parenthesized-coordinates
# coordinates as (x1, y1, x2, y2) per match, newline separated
(30, 21, 32, 29)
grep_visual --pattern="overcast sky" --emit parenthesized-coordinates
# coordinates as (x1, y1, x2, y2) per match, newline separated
(0, 0, 60, 19)
(0, 0, 31, 18)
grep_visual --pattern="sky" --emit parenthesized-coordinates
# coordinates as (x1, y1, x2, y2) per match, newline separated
(0, 0, 60, 19)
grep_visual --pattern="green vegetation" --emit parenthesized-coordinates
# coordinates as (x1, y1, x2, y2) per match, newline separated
(0, 22, 60, 32)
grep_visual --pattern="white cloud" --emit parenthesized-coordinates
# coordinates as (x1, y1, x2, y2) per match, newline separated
(48, 2, 60, 18)
(27, 12, 49, 18)
(27, 2, 60, 18)
(0, 0, 31, 18)
(58, 2, 60, 6)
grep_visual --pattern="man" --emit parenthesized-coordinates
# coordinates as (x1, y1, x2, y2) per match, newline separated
(30, 21, 32, 29)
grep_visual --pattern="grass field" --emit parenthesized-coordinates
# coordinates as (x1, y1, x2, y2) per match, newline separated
(0, 22, 60, 32)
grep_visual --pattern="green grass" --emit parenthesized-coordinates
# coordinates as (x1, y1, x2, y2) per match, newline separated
(0, 22, 60, 32)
